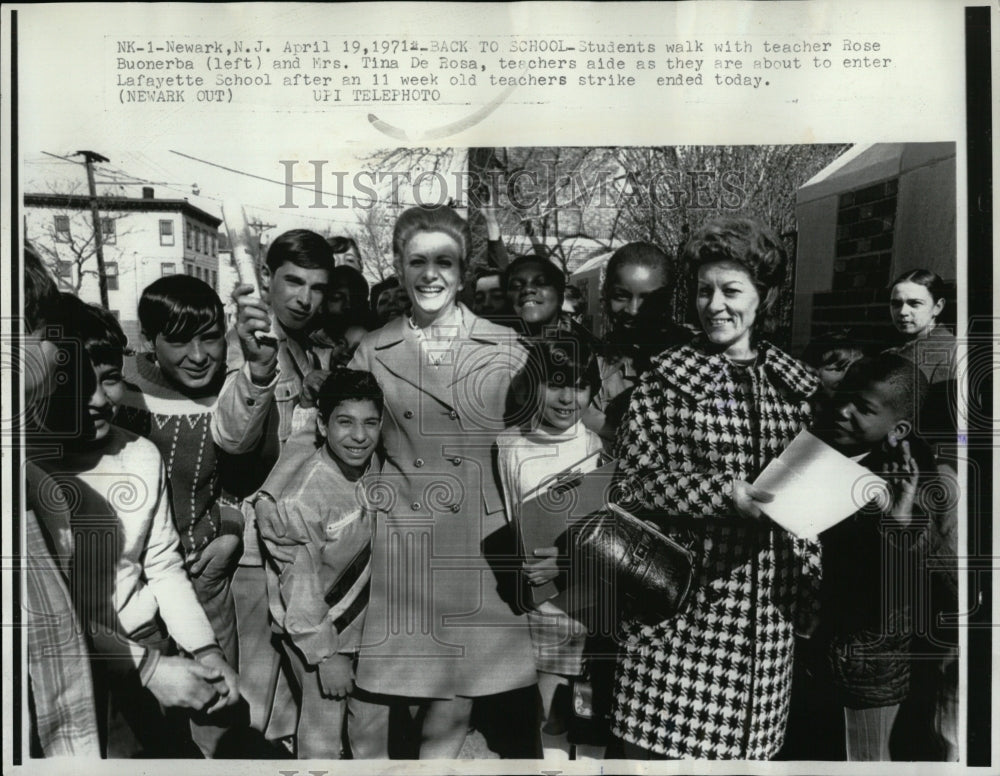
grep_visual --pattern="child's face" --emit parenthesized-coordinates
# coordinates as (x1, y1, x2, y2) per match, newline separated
(88, 360, 125, 441)
(539, 379, 591, 432)
(823, 379, 908, 455)
(332, 325, 368, 367)
(153, 321, 226, 393)
(605, 262, 668, 339)
(507, 261, 561, 328)
(318, 398, 381, 471)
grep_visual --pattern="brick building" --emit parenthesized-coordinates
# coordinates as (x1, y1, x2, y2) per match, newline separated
(24, 187, 222, 346)
(792, 143, 956, 353)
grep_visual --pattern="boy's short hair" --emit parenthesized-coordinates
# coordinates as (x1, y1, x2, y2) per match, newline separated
(802, 330, 866, 371)
(525, 332, 601, 397)
(316, 368, 384, 424)
(839, 354, 930, 421)
(503, 254, 568, 296)
(24, 242, 61, 332)
(55, 294, 128, 368)
(265, 229, 335, 274)
(328, 235, 361, 257)
(138, 275, 225, 342)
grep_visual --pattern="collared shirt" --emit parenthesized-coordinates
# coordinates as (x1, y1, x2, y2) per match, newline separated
(407, 305, 465, 367)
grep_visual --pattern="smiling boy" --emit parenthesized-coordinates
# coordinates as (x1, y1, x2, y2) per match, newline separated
(811, 354, 933, 761)
(267, 368, 382, 758)
(35, 296, 240, 756)
(211, 228, 335, 739)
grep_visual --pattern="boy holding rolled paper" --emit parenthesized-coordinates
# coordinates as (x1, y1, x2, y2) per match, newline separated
(212, 220, 336, 743)
(807, 354, 934, 761)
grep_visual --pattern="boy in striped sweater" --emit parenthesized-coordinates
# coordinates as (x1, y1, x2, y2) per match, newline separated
(115, 275, 257, 755)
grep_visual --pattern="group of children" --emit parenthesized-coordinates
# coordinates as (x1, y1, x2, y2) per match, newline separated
(22, 226, 957, 762)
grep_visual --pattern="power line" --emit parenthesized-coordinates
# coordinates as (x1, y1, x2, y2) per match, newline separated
(169, 149, 375, 208)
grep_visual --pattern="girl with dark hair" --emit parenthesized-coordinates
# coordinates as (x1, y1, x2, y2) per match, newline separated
(585, 241, 690, 448)
(611, 216, 821, 760)
(886, 269, 956, 384)
(497, 332, 605, 761)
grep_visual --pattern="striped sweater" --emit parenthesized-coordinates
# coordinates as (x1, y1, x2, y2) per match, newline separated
(116, 354, 242, 555)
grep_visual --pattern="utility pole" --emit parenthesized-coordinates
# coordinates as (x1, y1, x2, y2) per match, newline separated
(74, 150, 111, 308)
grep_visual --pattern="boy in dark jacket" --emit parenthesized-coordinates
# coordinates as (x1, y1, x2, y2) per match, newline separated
(812, 354, 932, 761)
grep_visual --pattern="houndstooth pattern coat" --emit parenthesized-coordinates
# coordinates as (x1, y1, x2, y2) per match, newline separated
(611, 338, 822, 759)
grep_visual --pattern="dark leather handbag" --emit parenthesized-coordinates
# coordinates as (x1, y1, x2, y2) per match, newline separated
(571, 502, 694, 625)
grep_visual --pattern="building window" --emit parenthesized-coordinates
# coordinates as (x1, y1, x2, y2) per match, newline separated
(160, 219, 175, 246)
(184, 262, 193, 275)
(210, 270, 217, 288)
(101, 217, 116, 245)
(105, 261, 119, 291)
(161, 263, 176, 276)
(210, 234, 217, 255)
(187, 223, 194, 250)
(54, 215, 71, 242)
(56, 260, 73, 278)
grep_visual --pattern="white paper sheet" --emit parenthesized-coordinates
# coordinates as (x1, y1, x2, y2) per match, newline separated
(753, 429, 889, 538)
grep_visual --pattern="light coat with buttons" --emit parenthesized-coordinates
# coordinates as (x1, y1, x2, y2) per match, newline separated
(349, 306, 537, 698)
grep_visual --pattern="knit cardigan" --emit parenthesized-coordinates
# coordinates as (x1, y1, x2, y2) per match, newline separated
(611, 338, 822, 760)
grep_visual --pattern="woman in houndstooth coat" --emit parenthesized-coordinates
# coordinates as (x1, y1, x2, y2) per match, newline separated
(611, 217, 822, 760)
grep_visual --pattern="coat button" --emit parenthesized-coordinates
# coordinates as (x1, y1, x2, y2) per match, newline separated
(449, 503, 461, 513)
(410, 502, 421, 511)
(404, 410, 414, 419)
(450, 457, 461, 466)
(449, 410, 458, 420)
(414, 458, 424, 468)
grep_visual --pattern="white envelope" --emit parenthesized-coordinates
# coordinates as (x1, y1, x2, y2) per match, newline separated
(753, 430, 889, 539)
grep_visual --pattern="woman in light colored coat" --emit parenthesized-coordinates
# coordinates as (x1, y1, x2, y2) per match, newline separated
(348, 205, 536, 758)
(612, 216, 822, 760)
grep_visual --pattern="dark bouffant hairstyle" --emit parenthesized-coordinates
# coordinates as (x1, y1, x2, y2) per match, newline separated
(392, 205, 472, 274)
(24, 242, 60, 332)
(138, 274, 224, 342)
(683, 216, 788, 334)
(265, 229, 335, 274)
(890, 268, 946, 303)
(316, 367, 385, 424)
(838, 353, 930, 422)
(55, 294, 128, 368)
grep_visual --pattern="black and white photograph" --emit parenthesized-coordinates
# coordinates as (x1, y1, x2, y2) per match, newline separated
(1, 2, 993, 774)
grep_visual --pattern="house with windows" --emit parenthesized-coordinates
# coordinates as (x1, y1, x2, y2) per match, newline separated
(24, 186, 222, 346)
